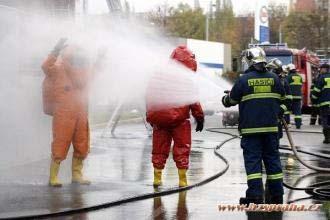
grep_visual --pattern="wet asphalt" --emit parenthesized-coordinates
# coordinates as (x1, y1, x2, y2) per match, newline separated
(0, 114, 330, 220)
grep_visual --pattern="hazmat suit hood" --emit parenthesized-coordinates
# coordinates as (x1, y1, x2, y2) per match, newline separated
(61, 46, 91, 90)
(171, 45, 197, 72)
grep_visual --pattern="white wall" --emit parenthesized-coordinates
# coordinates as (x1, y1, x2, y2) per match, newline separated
(186, 38, 232, 76)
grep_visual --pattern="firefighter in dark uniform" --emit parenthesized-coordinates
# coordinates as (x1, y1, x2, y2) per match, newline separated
(282, 65, 292, 124)
(286, 64, 303, 129)
(310, 71, 321, 125)
(266, 58, 292, 139)
(311, 63, 330, 143)
(222, 47, 286, 205)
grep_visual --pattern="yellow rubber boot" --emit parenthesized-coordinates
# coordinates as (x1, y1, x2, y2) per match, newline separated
(178, 169, 188, 187)
(153, 168, 162, 187)
(72, 157, 91, 185)
(49, 160, 62, 187)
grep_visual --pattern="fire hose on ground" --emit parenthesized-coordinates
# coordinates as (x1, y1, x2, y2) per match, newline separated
(5, 122, 330, 219)
(206, 119, 330, 201)
(3, 136, 230, 220)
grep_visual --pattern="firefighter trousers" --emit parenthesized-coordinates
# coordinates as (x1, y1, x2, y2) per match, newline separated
(241, 133, 284, 198)
(285, 99, 302, 128)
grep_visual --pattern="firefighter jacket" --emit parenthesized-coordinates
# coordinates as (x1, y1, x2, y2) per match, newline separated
(287, 72, 303, 99)
(311, 72, 330, 108)
(227, 69, 286, 136)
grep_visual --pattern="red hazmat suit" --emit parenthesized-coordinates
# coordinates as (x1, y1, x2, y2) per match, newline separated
(42, 48, 91, 161)
(146, 46, 204, 169)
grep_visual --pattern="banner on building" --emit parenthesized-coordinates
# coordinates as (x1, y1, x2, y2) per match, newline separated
(255, 0, 269, 43)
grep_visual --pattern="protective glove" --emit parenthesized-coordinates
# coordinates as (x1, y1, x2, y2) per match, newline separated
(195, 119, 204, 132)
(222, 95, 232, 108)
(51, 38, 68, 57)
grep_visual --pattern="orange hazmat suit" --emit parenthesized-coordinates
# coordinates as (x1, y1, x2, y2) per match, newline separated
(42, 48, 91, 161)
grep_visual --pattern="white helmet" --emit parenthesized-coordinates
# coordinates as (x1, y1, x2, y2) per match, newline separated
(282, 65, 289, 73)
(242, 47, 267, 68)
(266, 58, 283, 71)
(287, 63, 296, 71)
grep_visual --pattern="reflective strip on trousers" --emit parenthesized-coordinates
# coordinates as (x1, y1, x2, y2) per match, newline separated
(241, 93, 281, 102)
(267, 173, 283, 180)
(319, 101, 330, 107)
(241, 127, 278, 134)
(247, 173, 262, 181)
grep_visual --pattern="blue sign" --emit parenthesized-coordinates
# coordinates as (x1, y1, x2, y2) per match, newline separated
(260, 26, 269, 43)
(200, 62, 224, 69)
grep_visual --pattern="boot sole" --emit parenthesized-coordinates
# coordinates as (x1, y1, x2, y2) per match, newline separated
(72, 181, 91, 185)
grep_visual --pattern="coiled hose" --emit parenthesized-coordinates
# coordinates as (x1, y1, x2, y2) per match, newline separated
(5, 124, 330, 219)
(206, 123, 330, 201)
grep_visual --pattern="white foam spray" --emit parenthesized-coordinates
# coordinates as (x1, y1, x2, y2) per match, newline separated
(0, 5, 233, 179)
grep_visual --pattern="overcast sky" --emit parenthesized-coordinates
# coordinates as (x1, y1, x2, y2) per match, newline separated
(89, 0, 290, 15)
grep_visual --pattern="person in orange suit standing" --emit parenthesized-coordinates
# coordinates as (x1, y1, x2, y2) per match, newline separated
(42, 38, 104, 187)
(146, 45, 205, 188)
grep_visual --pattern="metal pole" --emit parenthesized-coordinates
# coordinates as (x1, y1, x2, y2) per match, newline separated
(279, 23, 282, 44)
(102, 101, 123, 137)
(206, 13, 209, 41)
(205, 1, 212, 41)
